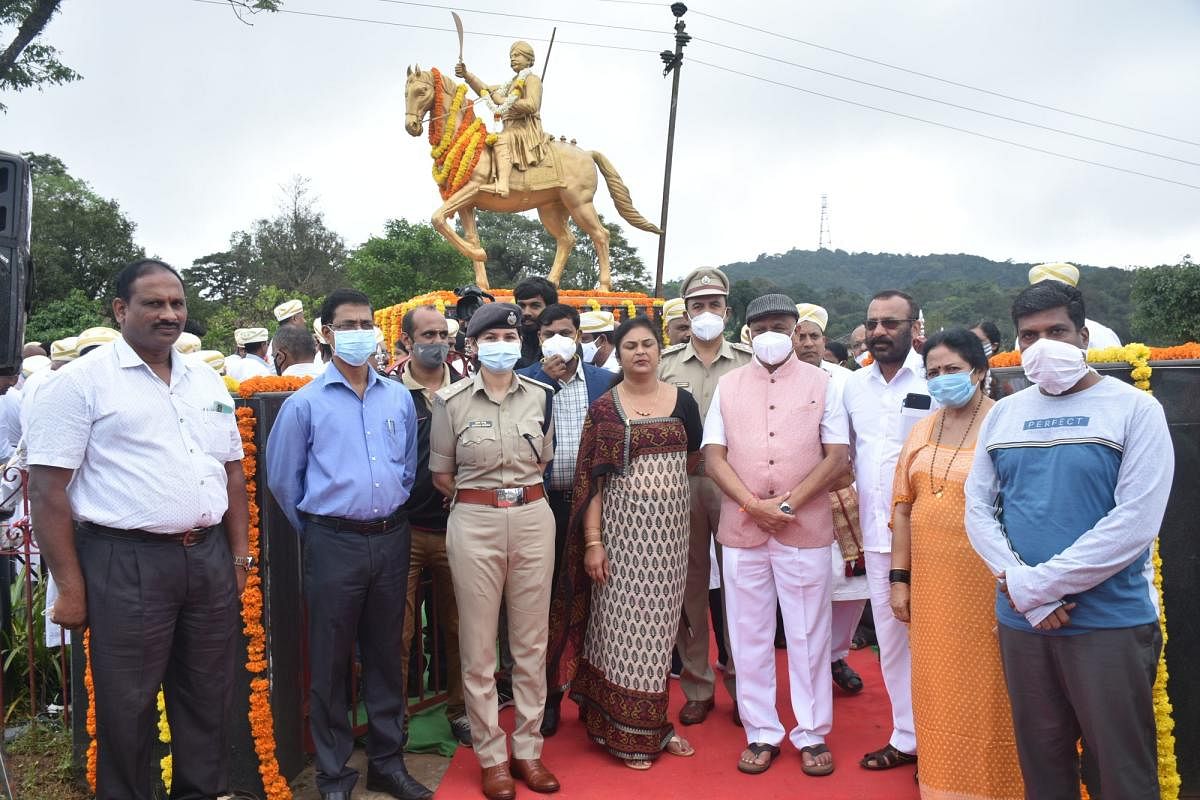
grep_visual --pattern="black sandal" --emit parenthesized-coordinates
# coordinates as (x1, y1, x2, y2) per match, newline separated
(737, 742, 780, 775)
(860, 743, 917, 770)
(800, 743, 835, 777)
(831, 659, 863, 694)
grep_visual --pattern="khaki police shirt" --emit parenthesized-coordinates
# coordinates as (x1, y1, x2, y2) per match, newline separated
(659, 338, 752, 418)
(429, 372, 555, 489)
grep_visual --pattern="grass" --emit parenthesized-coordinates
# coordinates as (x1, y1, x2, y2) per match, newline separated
(4, 723, 88, 800)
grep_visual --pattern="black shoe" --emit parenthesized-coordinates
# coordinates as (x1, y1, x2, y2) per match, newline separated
(497, 682, 515, 710)
(540, 696, 562, 737)
(320, 792, 350, 800)
(450, 714, 473, 747)
(366, 765, 434, 800)
(832, 658, 864, 694)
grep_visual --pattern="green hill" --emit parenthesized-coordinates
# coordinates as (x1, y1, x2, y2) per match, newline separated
(700, 249, 1135, 346)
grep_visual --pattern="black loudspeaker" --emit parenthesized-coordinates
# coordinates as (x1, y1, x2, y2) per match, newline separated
(0, 151, 33, 377)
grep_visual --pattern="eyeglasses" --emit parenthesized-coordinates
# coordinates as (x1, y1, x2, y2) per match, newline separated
(863, 318, 917, 331)
(327, 322, 375, 331)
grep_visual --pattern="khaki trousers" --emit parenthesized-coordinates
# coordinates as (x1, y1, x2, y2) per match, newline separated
(446, 498, 555, 767)
(676, 475, 737, 703)
(399, 529, 464, 720)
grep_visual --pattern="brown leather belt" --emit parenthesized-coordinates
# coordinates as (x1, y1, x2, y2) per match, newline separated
(78, 520, 217, 547)
(456, 484, 546, 508)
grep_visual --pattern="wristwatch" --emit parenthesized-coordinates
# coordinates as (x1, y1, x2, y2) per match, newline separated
(778, 501, 794, 515)
(234, 555, 257, 573)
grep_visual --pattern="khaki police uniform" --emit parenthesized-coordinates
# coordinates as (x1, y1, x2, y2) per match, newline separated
(430, 371, 556, 768)
(659, 267, 753, 709)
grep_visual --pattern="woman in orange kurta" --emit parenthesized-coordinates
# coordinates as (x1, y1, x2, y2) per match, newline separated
(889, 329, 1024, 800)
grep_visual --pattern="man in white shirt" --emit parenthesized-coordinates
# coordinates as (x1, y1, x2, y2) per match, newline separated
(235, 327, 274, 378)
(579, 311, 619, 373)
(26, 259, 251, 800)
(271, 324, 323, 378)
(842, 290, 936, 771)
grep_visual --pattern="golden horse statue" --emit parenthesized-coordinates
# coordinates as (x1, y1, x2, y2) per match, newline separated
(403, 63, 660, 291)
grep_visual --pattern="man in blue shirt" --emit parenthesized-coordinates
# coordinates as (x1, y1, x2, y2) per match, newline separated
(266, 288, 431, 800)
(965, 280, 1172, 800)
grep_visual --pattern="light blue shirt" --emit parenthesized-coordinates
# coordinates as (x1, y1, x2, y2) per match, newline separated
(266, 362, 417, 532)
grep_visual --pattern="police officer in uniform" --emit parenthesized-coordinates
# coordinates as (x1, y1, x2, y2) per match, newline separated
(658, 267, 753, 726)
(430, 303, 561, 800)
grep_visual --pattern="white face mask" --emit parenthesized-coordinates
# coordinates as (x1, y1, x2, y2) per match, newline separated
(689, 311, 725, 342)
(541, 333, 577, 361)
(581, 339, 599, 363)
(751, 330, 796, 366)
(1022, 337, 1089, 395)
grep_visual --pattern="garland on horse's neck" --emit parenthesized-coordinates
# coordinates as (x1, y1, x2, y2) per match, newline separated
(427, 68, 496, 200)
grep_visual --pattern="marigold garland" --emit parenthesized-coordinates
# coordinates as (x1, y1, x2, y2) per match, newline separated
(157, 688, 173, 793)
(427, 68, 495, 200)
(238, 375, 313, 398)
(988, 342, 1183, 799)
(83, 629, 97, 792)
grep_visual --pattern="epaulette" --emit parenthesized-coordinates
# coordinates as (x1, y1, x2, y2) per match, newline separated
(516, 374, 553, 391)
(435, 379, 475, 405)
(731, 342, 754, 355)
(661, 342, 688, 356)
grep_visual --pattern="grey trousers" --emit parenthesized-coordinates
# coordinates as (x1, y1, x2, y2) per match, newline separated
(997, 622, 1161, 800)
(303, 518, 411, 793)
(79, 524, 238, 800)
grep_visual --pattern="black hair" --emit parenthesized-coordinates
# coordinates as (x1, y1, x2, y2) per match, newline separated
(513, 276, 558, 305)
(183, 318, 207, 337)
(1010, 281, 1085, 331)
(609, 316, 661, 386)
(825, 340, 849, 362)
(869, 289, 918, 320)
(922, 328, 989, 373)
(114, 258, 184, 302)
(973, 320, 1002, 349)
(245, 340, 268, 357)
(537, 303, 580, 330)
(318, 288, 373, 327)
(401, 305, 439, 338)
(273, 322, 316, 360)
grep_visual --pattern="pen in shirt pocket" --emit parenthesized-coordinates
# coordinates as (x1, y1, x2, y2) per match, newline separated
(386, 419, 395, 434)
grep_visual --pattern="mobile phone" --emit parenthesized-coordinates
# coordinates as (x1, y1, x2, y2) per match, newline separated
(902, 393, 932, 411)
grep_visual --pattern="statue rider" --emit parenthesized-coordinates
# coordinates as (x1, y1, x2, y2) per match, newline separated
(456, 41, 548, 198)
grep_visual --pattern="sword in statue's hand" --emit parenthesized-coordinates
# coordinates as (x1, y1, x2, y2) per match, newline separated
(452, 11, 465, 69)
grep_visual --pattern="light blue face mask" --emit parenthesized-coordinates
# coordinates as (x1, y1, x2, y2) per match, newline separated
(477, 340, 521, 372)
(333, 329, 377, 366)
(927, 372, 977, 408)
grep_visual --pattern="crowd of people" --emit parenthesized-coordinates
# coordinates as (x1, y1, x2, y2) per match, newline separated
(0, 257, 1171, 800)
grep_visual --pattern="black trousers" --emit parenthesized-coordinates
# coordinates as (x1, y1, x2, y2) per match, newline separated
(303, 517, 411, 793)
(78, 524, 238, 800)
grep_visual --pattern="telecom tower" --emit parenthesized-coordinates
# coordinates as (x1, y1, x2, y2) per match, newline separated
(818, 194, 831, 250)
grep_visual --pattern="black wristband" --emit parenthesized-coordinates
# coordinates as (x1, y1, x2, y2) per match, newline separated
(888, 569, 911, 585)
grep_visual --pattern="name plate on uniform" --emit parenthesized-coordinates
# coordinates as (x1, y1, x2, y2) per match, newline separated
(467, 420, 494, 428)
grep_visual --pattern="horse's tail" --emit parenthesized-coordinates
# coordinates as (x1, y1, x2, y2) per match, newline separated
(590, 151, 662, 234)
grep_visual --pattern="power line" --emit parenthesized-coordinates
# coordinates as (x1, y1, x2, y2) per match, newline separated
(691, 36, 1200, 169)
(365, 0, 667, 37)
(683, 7, 1200, 148)
(688, 58, 1200, 192)
(189, 0, 660, 54)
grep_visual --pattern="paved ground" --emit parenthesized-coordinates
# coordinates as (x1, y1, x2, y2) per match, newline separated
(288, 750, 452, 799)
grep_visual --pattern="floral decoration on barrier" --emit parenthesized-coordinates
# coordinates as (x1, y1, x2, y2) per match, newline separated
(238, 375, 313, 398)
(84, 630, 97, 792)
(988, 341, 1185, 799)
(158, 688, 173, 793)
(375, 290, 663, 357)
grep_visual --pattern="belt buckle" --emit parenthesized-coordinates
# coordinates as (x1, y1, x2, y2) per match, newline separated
(495, 488, 524, 508)
(181, 528, 201, 547)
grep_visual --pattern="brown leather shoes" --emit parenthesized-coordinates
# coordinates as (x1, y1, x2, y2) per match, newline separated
(679, 697, 715, 725)
(510, 758, 561, 793)
(480, 763, 516, 800)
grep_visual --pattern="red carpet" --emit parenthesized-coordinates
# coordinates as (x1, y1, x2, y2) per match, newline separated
(438, 648, 920, 799)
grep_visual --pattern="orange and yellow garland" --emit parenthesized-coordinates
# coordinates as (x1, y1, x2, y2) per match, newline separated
(428, 67, 497, 200)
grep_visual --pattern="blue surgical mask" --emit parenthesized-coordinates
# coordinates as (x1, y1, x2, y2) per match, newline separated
(333, 329, 377, 366)
(477, 340, 521, 372)
(927, 372, 977, 408)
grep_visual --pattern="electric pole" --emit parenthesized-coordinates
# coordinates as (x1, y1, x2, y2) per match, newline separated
(654, 3, 690, 298)
(818, 193, 831, 250)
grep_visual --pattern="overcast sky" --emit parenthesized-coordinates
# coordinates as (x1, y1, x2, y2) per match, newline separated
(5, 0, 1199, 284)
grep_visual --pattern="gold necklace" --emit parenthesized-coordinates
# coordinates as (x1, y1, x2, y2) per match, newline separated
(929, 392, 983, 498)
(622, 382, 662, 417)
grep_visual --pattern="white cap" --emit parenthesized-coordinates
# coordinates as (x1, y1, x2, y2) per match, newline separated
(274, 299, 304, 322)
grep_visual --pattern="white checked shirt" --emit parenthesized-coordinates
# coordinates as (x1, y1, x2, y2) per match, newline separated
(26, 337, 243, 533)
(548, 359, 590, 491)
(842, 348, 936, 552)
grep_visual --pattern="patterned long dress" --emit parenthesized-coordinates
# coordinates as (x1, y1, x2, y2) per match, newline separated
(892, 413, 1024, 800)
(551, 387, 701, 763)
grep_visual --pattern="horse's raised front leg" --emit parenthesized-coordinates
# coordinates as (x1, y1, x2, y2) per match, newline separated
(431, 183, 489, 276)
(536, 202, 575, 287)
(457, 207, 488, 288)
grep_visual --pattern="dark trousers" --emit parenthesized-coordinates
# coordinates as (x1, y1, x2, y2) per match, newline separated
(544, 488, 572, 696)
(303, 517, 411, 793)
(78, 524, 238, 800)
(998, 622, 1162, 800)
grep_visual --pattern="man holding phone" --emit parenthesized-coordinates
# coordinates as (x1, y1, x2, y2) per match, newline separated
(842, 290, 936, 772)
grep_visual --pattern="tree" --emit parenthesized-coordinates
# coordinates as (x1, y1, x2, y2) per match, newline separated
(557, 218, 652, 293)
(346, 218, 473, 308)
(0, 0, 79, 112)
(25, 152, 145, 306)
(25, 288, 109, 344)
(1131, 256, 1200, 345)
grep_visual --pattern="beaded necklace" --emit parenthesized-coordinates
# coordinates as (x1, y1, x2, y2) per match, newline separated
(928, 390, 983, 498)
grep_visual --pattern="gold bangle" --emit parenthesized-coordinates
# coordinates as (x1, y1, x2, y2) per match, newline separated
(585, 541, 604, 550)
(584, 527, 603, 536)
